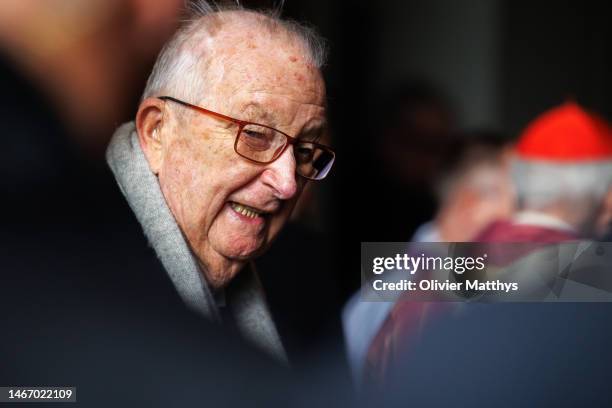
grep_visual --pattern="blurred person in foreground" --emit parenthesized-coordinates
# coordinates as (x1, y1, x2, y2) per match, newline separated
(0, 0, 183, 215)
(106, 1, 335, 362)
(344, 132, 516, 384)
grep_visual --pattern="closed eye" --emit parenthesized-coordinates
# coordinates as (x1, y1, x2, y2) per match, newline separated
(244, 129, 266, 139)
(239, 127, 275, 151)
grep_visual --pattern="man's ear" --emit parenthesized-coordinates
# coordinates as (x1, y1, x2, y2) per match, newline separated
(136, 97, 166, 174)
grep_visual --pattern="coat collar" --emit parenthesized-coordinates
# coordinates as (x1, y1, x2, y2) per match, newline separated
(106, 122, 287, 363)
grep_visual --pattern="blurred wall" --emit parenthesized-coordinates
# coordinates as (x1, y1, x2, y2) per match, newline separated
(501, 0, 611, 133)
(282, 0, 612, 297)
(378, 0, 502, 130)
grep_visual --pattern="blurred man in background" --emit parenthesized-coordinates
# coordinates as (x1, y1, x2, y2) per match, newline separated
(344, 131, 516, 383)
(471, 101, 612, 299)
(412, 131, 516, 242)
(357, 103, 612, 406)
(476, 101, 612, 243)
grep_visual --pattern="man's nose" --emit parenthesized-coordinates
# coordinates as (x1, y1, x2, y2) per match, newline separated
(261, 146, 298, 200)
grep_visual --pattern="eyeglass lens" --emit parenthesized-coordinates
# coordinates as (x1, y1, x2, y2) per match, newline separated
(235, 124, 334, 180)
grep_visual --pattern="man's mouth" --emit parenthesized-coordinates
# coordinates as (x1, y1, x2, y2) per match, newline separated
(229, 202, 265, 219)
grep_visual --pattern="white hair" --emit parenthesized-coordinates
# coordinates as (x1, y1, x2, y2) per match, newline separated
(512, 158, 612, 211)
(434, 143, 513, 204)
(141, 0, 327, 102)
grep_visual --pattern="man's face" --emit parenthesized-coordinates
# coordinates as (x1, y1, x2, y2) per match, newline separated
(154, 31, 326, 287)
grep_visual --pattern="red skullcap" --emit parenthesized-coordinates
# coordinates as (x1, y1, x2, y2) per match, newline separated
(516, 101, 612, 161)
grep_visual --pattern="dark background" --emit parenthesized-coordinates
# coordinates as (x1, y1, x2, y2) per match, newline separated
(279, 0, 612, 298)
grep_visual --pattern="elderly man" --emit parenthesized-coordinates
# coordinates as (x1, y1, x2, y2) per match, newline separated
(106, 3, 334, 362)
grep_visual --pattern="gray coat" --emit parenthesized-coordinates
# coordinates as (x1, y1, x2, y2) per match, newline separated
(106, 122, 287, 363)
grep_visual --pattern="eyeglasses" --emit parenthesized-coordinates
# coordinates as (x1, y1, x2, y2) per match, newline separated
(158, 96, 335, 181)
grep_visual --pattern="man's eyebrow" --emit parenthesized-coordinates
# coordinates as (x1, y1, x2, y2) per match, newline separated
(237, 102, 327, 139)
(237, 102, 275, 124)
(298, 121, 328, 142)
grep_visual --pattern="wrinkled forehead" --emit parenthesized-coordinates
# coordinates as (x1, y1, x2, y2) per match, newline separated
(196, 22, 326, 113)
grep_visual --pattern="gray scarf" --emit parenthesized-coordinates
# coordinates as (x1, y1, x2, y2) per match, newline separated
(106, 122, 287, 363)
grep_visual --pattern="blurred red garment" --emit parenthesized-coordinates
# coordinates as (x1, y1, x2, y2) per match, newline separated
(473, 213, 579, 267)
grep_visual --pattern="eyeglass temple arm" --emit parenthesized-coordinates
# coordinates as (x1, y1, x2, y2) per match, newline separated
(158, 96, 247, 126)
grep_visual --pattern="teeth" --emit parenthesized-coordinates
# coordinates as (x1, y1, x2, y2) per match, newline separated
(230, 202, 262, 219)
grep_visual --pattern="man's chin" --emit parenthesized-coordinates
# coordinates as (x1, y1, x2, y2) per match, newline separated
(217, 238, 266, 261)
(195, 245, 255, 289)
